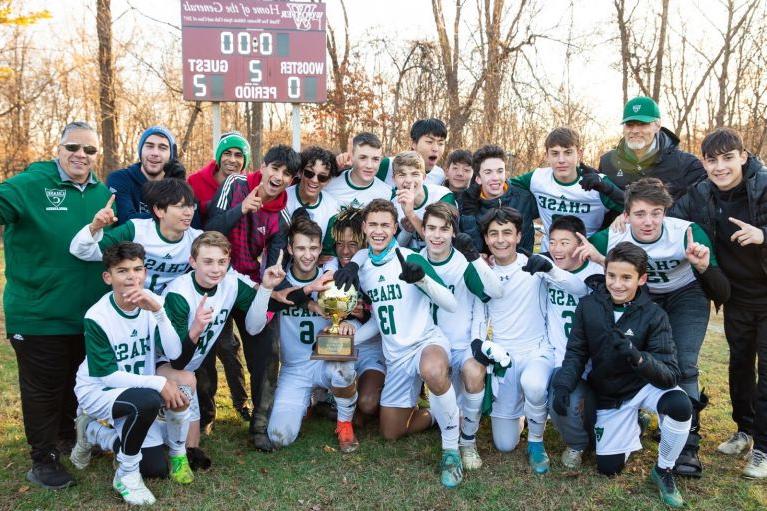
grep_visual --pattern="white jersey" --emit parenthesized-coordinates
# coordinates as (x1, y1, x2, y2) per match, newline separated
(283, 185, 339, 252)
(358, 247, 448, 364)
(278, 268, 331, 366)
(70, 218, 202, 294)
(546, 260, 603, 366)
(590, 217, 714, 294)
(394, 183, 456, 250)
(163, 271, 260, 371)
(323, 169, 392, 210)
(76, 291, 168, 392)
(377, 157, 446, 187)
(419, 247, 491, 350)
(513, 167, 621, 251)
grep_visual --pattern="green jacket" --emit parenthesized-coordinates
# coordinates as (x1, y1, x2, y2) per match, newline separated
(0, 160, 112, 335)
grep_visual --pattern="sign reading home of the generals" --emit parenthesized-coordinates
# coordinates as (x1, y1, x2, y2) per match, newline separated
(181, 0, 327, 102)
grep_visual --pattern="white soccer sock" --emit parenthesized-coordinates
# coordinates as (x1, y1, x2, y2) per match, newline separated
(116, 450, 142, 478)
(459, 390, 484, 446)
(333, 391, 358, 423)
(87, 420, 120, 452)
(658, 416, 692, 469)
(525, 399, 548, 442)
(430, 385, 460, 450)
(164, 407, 191, 457)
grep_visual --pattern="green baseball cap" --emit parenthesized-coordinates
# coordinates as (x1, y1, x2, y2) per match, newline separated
(622, 96, 661, 123)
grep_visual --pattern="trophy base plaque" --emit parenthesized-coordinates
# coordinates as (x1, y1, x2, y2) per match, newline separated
(310, 333, 358, 361)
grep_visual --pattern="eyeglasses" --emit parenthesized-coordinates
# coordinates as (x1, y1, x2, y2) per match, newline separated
(169, 203, 198, 212)
(61, 143, 98, 155)
(302, 168, 331, 183)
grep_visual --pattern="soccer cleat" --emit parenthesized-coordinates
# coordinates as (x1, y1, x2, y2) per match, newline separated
(743, 449, 767, 479)
(650, 465, 684, 508)
(169, 454, 194, 484)
(187, 447, 212, 471)
(113, 470, 156, 506)
(560, 447, 583, 470)
(718, 431, 753, 457)
(439, 449, 463, 488)
(460, 444, 483, 470)
(336, 421, 360, 453)
(527, 441, 550, 474)
(69, 412, 95, 470)
(27, 452, 75, 490)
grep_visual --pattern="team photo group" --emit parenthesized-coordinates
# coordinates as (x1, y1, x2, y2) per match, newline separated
(4, 95, 767, 508)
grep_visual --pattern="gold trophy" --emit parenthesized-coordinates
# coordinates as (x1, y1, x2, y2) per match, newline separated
(310, 283, 359, 361)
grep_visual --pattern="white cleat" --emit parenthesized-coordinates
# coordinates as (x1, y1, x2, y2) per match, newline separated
(69, 413, 95, 470)
(460, 444, 483, 470)
(717, 431, 753, 457)
(743, 449, 767, 479)
(113, 471, 156, 506)
(561, 447, 583, 470)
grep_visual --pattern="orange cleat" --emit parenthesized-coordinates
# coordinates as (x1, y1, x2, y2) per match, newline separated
(336, 420, 359, 453)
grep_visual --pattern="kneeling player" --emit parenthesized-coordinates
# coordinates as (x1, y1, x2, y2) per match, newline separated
(70, 243, 192, 505)
(552, 243, 692, 508)
(334, 199, 463, 488)
(268, 217, 361, 451)
(420, 202, 502, 469)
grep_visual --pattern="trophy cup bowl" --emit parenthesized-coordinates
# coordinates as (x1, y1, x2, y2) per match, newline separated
(310, 283, 359, 361)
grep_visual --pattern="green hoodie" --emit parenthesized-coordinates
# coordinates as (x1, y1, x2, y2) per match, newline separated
(0, 160, 112, 335)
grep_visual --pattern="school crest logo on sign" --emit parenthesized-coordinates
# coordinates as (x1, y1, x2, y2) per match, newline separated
(45, 188, 68, 211)
(632, 105, 641, 113)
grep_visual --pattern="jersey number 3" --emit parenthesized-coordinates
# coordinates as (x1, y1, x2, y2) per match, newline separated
(377, 305, 397, 335)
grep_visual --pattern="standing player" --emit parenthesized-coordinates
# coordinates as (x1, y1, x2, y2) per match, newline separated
(70, 178, 201, 294)
(543, 216, 603, 469)
(576, 178, 730, 476)
(267, 217, 360, 452)
(509, 127, 624, 251)
(553, 243, 692, 508)
(161, 232, 283, 465)
(334, 199, 463, 488)
(420, 202, 503, 470)
(392, 151, 455, 250)
(282, 146, 340, 256)
(324, 133, 391, 210)
(377, 118, 448, 186)
(70, 242, 190, 505)
(473, 207, 588, 474)
(443, 149, 473, 210)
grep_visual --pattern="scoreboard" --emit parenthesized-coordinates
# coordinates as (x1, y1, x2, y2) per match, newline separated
(181, 0, 327, 103)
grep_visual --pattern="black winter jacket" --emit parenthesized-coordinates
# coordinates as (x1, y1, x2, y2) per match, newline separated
(553, 284, 680, 409)
(599, 127, 706, 201)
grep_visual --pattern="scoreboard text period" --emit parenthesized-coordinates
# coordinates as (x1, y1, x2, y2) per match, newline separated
(181, 0, 327, 103)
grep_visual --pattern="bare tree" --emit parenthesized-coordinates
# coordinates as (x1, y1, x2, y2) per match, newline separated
(97, 0, 119, 171)
(326, 0, 350, 151)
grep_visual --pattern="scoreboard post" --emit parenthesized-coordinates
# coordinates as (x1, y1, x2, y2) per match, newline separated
(180, 0, 327, 152)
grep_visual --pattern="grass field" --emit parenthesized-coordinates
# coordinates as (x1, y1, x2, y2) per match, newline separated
(0, 255, 766, 510)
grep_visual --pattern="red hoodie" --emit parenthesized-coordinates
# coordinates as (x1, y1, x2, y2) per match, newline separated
(187, 160, 220, 221)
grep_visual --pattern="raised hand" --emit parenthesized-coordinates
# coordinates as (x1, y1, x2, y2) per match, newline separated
(396, 186, 416, 216)
(121, 288, 162, 312)
(262, 250, 287, 289)
(571, 232, 605, 265)
(333, 261, 360, 292)
(685, 227, 710, 272)
(190, 293, 213, 341)
(241, 188, 263, 215)
(396, 247, 425, 284)
(579, 165, 604, 192)
(335, 135, 353, 169)
(521, 253, 553, 275)
(729, 217, 765, 246)
(453, 232, 479, 262)
(89, 195, 117, 234)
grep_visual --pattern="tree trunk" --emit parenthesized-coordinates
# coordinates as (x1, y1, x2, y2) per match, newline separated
(247, 102, 263, 168)
(651, 0, 669, 100)
(96, 0, 118, 174)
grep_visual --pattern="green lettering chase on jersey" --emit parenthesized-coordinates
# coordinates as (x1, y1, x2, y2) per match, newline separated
(537, 195, 591, 214)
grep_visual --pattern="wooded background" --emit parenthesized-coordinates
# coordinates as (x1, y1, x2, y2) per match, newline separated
(2, 0, 766, 180)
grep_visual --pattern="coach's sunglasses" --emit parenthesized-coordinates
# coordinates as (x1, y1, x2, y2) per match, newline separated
(302, 168, 331, 183)
(61, 143, 99, 155)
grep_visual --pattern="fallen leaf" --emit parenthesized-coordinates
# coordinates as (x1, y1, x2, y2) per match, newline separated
(260, 467, 268, 475)
(17, 485, 29, 494)
(323, 445, 336, 453)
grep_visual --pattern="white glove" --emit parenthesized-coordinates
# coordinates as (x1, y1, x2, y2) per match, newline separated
(482, 340, 512, 368)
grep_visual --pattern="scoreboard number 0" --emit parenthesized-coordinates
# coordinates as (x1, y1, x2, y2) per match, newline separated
(220, 31, 273, 56)
(287, 76, 300, 99)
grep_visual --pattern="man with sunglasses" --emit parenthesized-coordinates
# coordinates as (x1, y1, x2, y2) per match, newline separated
(282, 146, 340, 258)
(0, 121, 113, 489)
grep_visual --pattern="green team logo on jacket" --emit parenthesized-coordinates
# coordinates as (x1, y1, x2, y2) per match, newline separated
(537, 195, 590, 214)
(595, 426, 604, 442)
(45, 188, 68, 211)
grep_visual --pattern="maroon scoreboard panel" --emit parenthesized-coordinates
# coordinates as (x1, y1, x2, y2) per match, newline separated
(181, 0, 327, 102)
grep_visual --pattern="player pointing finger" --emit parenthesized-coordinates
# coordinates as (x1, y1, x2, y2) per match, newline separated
(89, 195, 118, 234)
(685, 227, 710, 272)
(729, 217, 765, 246)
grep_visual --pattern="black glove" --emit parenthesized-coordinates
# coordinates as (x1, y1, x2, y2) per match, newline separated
(163, 159, 187, 180)
(291, 206, 310, 222)
(334, 261, 359, 292)
(612, 327, 642, 365)
(552, 386, 570, 417)
(460, 183, 481, 216)
(521, 254, 553, 275)
(470, 338, 492, 366)
(453, 232, 479, 262)
(395, 248, 425, 283)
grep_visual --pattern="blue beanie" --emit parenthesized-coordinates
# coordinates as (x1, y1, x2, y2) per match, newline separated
(138, 126, 177, 160)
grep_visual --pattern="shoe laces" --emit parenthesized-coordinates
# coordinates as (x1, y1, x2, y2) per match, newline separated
(750, 449, 766, 466)
(336, 421, 355, 442)
(442, 450, 460, 468)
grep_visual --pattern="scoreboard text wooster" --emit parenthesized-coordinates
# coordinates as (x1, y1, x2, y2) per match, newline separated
(181, 0, 327, 103)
